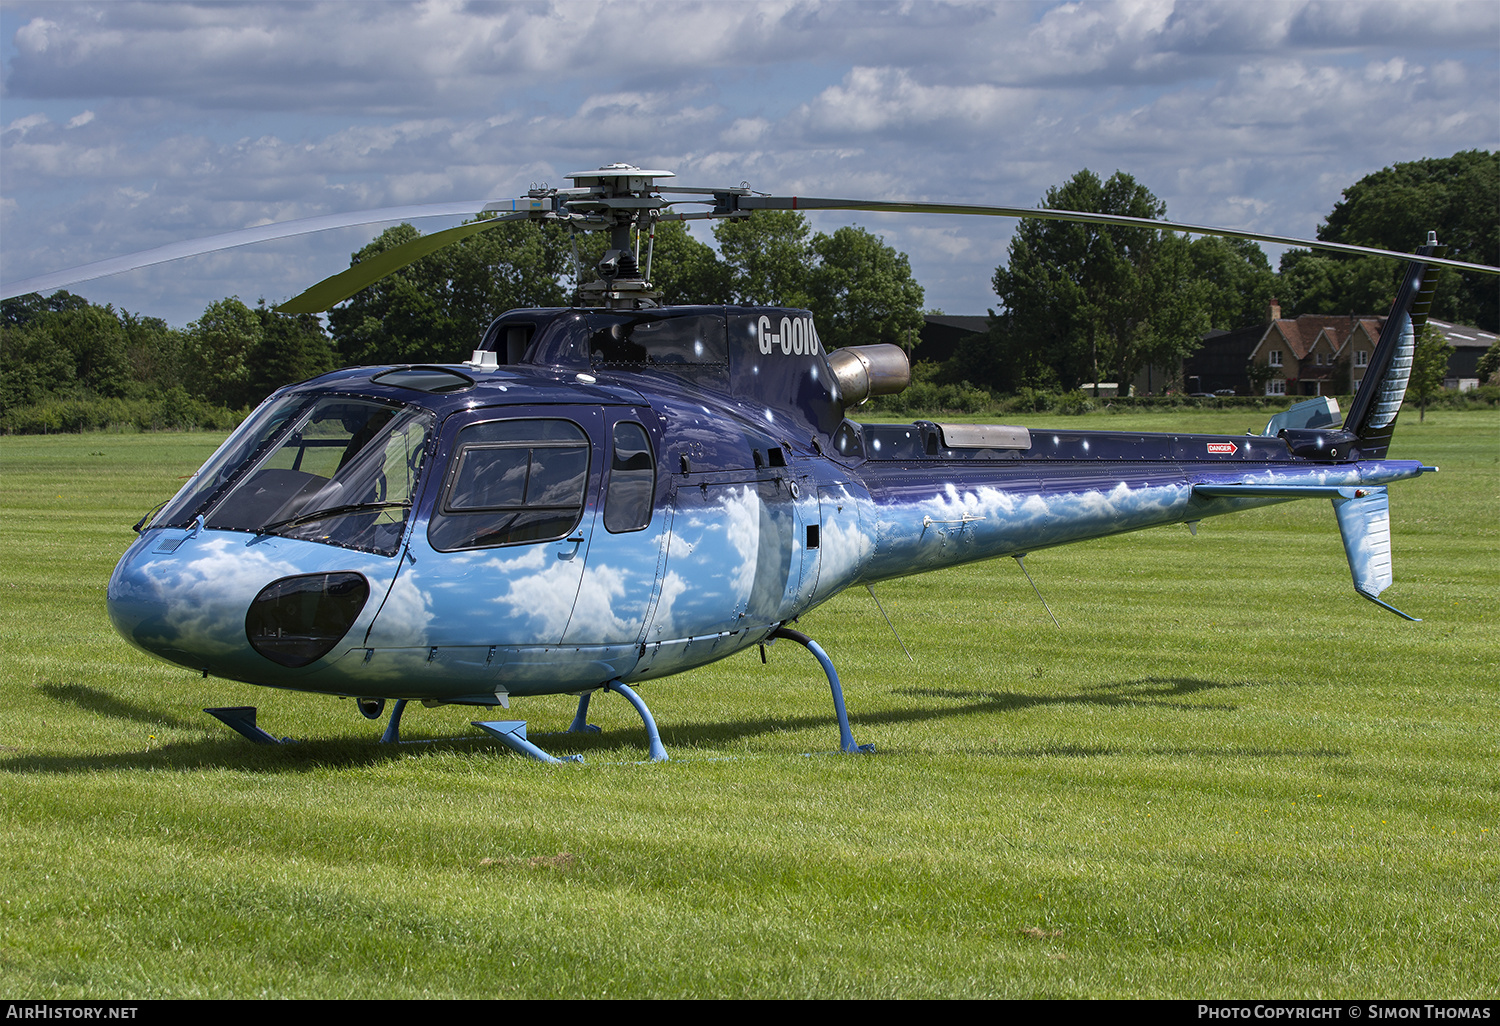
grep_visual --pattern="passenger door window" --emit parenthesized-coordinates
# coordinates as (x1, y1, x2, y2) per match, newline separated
(428, 419, 590, 552)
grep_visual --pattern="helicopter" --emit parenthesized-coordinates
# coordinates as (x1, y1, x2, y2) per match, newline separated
(9, 163, 1497, 764)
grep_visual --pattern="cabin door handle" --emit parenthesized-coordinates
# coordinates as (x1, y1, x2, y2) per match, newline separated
(558, 535, 585, 560)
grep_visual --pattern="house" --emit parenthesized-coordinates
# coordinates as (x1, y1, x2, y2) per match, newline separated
(914, 315, 990, 366)
(1248, 309, 1384, 397)
(1185, 302, 1384, 397)
(1180, 323, 1265, 395)
(922, 310, 1495, 397)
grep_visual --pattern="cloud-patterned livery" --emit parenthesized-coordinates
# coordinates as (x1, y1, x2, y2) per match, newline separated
(108, 244, 1443, 752)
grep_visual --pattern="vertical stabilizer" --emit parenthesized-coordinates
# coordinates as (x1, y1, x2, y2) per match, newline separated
(1343, 236, 1444, 458)
(1331, 487, 1418, 621)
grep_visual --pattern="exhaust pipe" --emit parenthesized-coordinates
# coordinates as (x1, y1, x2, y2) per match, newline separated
(827, 344, 911, 408)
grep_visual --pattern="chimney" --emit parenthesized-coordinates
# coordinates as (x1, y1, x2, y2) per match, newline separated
(1268, 298, 1281, 322)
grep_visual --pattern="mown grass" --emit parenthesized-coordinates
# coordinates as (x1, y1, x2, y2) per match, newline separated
(1, 410, 1495, 997)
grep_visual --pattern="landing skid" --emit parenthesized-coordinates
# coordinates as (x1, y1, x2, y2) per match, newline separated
(771, 627, 875, 754)
(203, 679, 670, 764)
(212, 656, 870, 762)
(476, 679, 670, 765)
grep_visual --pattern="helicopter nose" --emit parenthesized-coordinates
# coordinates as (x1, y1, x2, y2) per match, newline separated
(107, 534, 246, 672)
(109, 531, 380, 680)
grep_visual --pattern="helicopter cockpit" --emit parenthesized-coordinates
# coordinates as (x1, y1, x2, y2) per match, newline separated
(147, 393, 434, 557)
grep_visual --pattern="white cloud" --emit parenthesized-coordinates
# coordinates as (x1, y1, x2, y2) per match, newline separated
(2, 1, 1494, 323)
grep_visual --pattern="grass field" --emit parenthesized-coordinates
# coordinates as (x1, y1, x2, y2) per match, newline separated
(2, 409, 1496, 998)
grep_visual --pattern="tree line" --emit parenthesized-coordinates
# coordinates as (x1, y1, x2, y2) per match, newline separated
(948, 149, 1496, 395)
(3, 149, 1493, 431)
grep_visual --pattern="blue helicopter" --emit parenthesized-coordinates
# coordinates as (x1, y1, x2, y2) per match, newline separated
(9, 164, 1495, 763)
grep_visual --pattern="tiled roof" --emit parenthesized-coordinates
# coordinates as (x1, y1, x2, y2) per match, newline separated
(1263, 315, 1384, 360)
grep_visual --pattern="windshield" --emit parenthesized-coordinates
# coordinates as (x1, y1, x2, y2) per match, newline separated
(150, 392, 308, 530)
(202, 397, 434, 556)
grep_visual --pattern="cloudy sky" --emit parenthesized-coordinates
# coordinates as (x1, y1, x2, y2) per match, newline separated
(2, 0, 1496, 327)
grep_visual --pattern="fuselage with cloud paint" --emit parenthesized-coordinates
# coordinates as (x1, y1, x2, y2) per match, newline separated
(106, 305, 1427, 706)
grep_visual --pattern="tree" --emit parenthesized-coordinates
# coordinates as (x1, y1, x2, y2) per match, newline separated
(252, 302, 337, 395)
(1408, 322, 1452, 422)
(713, 212, 925, 352)
(121, 311, 186, 399)
(1, 292, 191, 412)
(1476, 340, 1500, 386)
(1245, 358, 1276, 397)
(714, 210, 815, 308)
(1314, 151, 1499, 330)
(1276, 250, 1398, 319)
(1, 314, 81, 412)
(1, 301, 135, 403)
(646, 221, 731, 305)
(182, 297, 263, 408)
(1187, 236, 1278, 330)
(805, 226, 925, 351)
(992, 170, 1208, 393)
(329, 219, 570, 365)
(1, 290, 91, 329)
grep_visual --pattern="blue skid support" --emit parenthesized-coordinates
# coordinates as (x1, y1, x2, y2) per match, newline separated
(379, 699, 408, 744)
(603, 680, 669, 762)
(567, 692, 602, 733)
(472, 720, 583, 764)
(771, 627, 875, 754)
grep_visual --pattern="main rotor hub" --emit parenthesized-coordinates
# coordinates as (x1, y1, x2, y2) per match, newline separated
(564, 164, 676, 196)
(560, 164, 680, 309)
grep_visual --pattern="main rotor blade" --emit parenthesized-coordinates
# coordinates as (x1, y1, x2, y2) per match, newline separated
(738, 196, 1500, 276)
(0, 201, 498, 301)
(274, 212, 531, 314)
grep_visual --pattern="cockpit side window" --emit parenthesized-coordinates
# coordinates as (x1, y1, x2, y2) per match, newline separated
(603, 421, 655, 533)
(428, 419, 590, 551)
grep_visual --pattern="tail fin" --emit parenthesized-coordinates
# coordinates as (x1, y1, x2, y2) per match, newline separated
(1342, 234, 1445, 458)
(1331, 486, 1418, 621)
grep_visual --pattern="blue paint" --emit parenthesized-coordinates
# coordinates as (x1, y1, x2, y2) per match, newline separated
(603, 681, 669, 763)
(773, 628, 873, 755)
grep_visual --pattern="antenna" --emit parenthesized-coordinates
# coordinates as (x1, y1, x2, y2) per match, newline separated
(865, 585, 914, 663)
(1013, 554, 1060, 629)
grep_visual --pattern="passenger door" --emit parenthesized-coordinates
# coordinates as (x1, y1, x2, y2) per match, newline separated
(364, 406, 601, 657)
(558, 408, 669, 649)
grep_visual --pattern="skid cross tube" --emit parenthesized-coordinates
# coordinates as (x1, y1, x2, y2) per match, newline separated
(603, 680, 669, 762)
(771, 627, 875, 754)
(379, 699, 409, 744)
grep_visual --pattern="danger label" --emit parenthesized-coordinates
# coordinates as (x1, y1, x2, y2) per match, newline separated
(1206, 442, 1238, 454)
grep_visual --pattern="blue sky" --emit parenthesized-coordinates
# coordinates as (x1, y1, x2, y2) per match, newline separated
(2, 0, 1496, 327)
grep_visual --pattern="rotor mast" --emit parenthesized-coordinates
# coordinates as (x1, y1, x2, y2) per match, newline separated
(560, 164, 675, 309)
